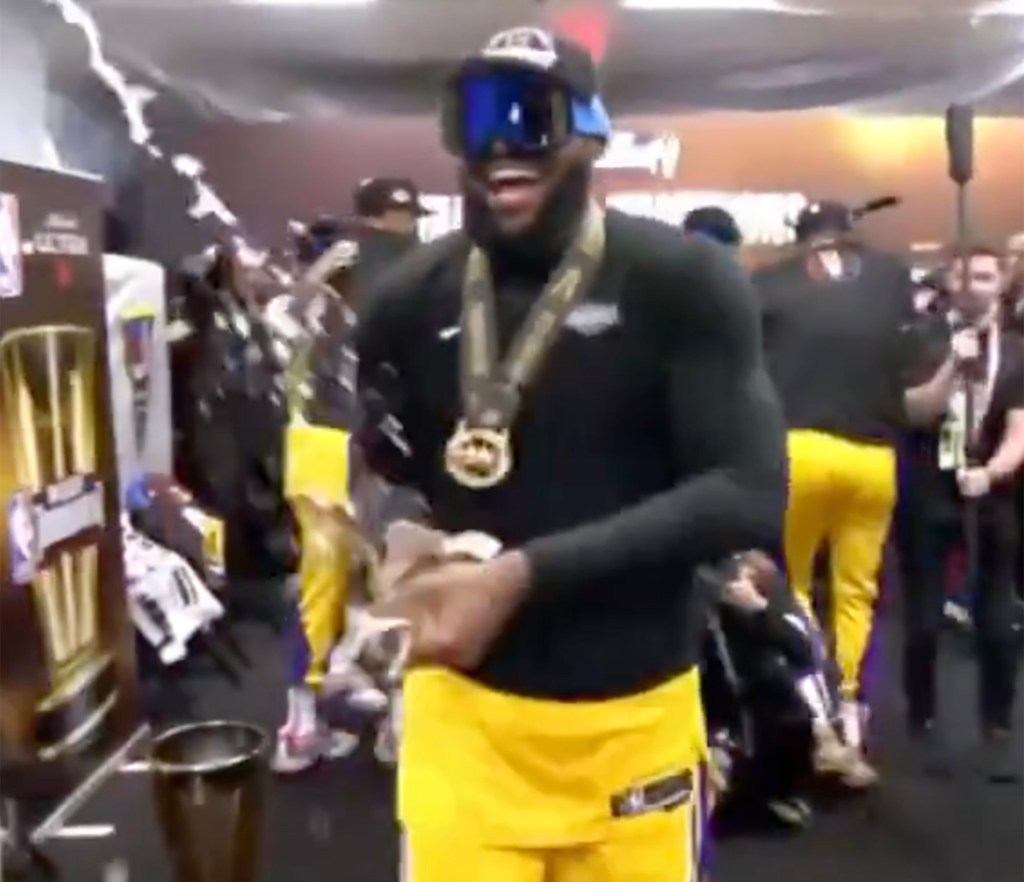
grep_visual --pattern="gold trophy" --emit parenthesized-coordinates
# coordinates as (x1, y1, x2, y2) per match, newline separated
(0, 325, 115, 761)
(151, 721, 268, 882)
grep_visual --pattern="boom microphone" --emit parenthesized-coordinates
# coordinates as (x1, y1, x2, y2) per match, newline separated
(945, 102, 980, 589)
(945, 104, 975, 186)
(854, 196, 901, 217)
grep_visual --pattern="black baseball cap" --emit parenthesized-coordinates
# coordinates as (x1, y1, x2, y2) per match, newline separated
(353, 178, 432, 219)
(794, 201, 854, 243)
(307, 214, 344, 242)
(454, 28, 601, 101)
(682, 206, 743, 247)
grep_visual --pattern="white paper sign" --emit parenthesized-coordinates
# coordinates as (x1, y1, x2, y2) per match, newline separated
(104, 254, 173, 501)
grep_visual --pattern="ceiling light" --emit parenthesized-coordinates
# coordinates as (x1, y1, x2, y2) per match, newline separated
(621, 0, 821, 10)
(232, 0, 376, 7)
(973, 0, 1024, 14)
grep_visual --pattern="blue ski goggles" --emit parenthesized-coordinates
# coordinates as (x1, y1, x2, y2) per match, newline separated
(441, 64, 611, 160)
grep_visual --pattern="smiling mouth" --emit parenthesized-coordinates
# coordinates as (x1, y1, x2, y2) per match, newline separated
(485, 164, 544, 212)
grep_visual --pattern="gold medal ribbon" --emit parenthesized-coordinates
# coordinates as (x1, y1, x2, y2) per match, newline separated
(445, 202, 607, 489)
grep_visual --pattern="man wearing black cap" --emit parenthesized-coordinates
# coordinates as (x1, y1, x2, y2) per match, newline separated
(753, 200, 928, 785)
(352, 177, 429, 294)
(356, 27, 786, 881)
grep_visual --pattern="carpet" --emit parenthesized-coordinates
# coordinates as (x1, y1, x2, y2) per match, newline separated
(40, 622, 1023, 882)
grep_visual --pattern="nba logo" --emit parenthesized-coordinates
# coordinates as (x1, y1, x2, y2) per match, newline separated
(0, 192, 23, 300)
(6, 490, 39, 584)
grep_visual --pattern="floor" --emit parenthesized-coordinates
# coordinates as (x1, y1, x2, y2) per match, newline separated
(41, 620, 1023, 882)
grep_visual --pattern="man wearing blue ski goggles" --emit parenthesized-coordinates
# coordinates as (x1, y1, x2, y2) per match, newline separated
(362, 25, 784, 882)
(440, 28, 612, 246)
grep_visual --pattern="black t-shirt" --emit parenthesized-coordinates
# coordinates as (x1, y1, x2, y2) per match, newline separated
(356, 210, 787, 700)
(904, 314, 1024, 501)
(753, 247, 917, 444)
(353, 228, 419, 313)
(1002, 288, 1024, 338)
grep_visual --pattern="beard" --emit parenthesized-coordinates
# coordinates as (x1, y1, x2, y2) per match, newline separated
(461, 158, 593, 277)
(958, 296, 999, 324)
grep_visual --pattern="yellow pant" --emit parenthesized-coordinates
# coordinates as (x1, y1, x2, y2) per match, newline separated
(285, 421, 353, 689)
(399, 668, 708, 882)
(293, 500, 350, 688)
(784, 430, 896, 699)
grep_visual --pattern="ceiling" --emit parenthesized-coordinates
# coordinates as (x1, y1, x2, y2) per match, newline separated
(24, 0, 1024, 120)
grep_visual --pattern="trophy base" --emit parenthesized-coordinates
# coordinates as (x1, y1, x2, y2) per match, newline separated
(1, 834, 59, 880)
(152, 721, 268, 882)
(1, 798, 60, 880)
(34, 653, 118, 762)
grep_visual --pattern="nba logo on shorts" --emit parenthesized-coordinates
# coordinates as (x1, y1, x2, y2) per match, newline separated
(6, 490, 39, 584)
(0, 192, 23, 300)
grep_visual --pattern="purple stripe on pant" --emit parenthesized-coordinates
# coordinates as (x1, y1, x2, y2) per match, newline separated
(697, 760, 712, 876)
(287, 601, 313, 686)
(857, 546, 893, 707)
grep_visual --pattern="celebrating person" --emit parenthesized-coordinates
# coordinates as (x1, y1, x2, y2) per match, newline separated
(701, 550, 866, 828)
(1004, 245, 1024, 606)
(682, 205, 744, 250)
(898, 245, 1024, 781)
(351, 177, 429, 302)
(272, 220, 371, 774)
(1001, 234, 1024, 337)
(753, 201, 918, 781)
(355, 28, 787, 882)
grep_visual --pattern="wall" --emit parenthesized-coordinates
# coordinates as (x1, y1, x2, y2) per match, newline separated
(0, 4, 51, 168)
(186, 111, 1024, 252)
(0, 2, 156, 259)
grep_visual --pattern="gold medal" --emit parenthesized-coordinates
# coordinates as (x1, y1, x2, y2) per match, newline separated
(444, 421, 513, 489)
(449, 203, 605, 492)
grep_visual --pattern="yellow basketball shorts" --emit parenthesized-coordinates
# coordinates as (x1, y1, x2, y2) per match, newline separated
(399, 667, 709, 882)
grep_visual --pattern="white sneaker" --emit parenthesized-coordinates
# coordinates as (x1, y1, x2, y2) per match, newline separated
(836, 701, 879, 789)
(271, 725, 358, 774)
(374, 719, 398, 767)
(840, 754, 880, 790)
(839, 700, 866, 749)
(346, 667, 389, 715)
(812, 721, 854, 775)
(766, 796, 812, 828)
(943, 599, 973, 629)
(323, 659, 389, 714)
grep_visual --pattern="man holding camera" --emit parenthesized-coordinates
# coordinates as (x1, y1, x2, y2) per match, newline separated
(900, 245, 1024, 782)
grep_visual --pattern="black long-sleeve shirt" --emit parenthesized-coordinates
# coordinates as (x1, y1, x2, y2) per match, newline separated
(356, 209, 787, 700)
(352, 228, 420, 313)
(754, 247, 917, 444)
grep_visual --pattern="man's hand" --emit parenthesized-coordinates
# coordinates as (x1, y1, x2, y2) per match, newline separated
(369, 551, 531, 671)
(721, 574, 768, 612)
(957, 466, 992, 498)
(951, 328, 981, 365)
